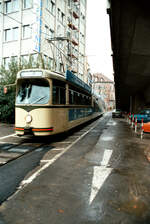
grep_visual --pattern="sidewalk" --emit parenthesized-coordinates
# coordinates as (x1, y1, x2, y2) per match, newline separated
(1, 116, 150, 224)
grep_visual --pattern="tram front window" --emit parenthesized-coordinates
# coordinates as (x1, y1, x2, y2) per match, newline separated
(16, 79, 50, 105)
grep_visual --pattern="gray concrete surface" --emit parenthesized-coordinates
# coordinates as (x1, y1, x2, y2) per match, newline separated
(0, 115, 150, 224)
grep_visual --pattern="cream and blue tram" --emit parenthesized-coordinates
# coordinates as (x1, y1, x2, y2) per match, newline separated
(15, 69, 104, 136)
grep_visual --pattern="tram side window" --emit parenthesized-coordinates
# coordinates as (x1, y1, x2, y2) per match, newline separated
(69, 88, 91, 105)
(69, 90, 74, 104)
(53, 80, 66, 104)
(94, 101, 99, 112)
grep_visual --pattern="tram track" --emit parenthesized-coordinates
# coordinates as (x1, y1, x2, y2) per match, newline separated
(0, 141, 51, 167)
(0, 115, 107, 169)
(0, 114, 111, 205)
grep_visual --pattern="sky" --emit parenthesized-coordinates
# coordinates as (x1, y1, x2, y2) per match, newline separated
(86, 0, 114, 81)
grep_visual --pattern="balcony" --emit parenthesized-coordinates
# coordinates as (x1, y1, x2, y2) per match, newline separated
(67, 32, 79, 46)
(68, 49, 78, 59)
(71, 38, 78, 46)
(73, 6, 79, 19)
(68, 23, 78, 31)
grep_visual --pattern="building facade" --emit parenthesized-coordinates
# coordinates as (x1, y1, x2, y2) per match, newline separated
(0, 0, 87, 81)
(92, 73, 115, 110)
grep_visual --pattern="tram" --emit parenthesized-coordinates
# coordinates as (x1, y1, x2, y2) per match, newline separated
(14, 69, 105, 136)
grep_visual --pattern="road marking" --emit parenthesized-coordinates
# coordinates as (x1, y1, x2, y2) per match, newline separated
(51, 148, 65, 151)
(89, 149, 113, 205)
(35, 148, 43, 152)
(0, 142, 18, 145)
(0, 133, 16, 140)
(40, 160, 52, 163)
(8, 148, 29, 153)
(89, 166, 112, 204)
(0, 162, 7, 164)
(21, 154, 64, 185)
(101, 149, 113, 166)
(20, 119, 101, 188)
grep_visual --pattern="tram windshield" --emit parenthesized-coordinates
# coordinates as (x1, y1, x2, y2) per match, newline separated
(16, 79, 50, 105)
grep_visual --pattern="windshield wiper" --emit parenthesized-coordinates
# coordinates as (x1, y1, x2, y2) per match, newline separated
(29, 95, 47, 105)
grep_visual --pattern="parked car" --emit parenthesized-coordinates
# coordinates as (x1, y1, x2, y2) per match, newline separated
(130, 108, 150, 123)
(143, 122, 150, 133)
(112, 109, 123, 118)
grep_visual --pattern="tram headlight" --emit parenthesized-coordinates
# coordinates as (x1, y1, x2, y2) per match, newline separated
(25, 114, 32, 123)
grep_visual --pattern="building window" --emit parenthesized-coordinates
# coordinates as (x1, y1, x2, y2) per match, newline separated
(61, 12, 65, 24)
(59, 63, 64, 72)
(12, 27, 18, 40)
(45, 26, 54, 39)
(13, 0, 19, 11)
(68, 0, 71, 7)
(31, 54, 38, 67)
(22, 25, 31, 39)
(45, 25, 49, 38)
(81, 0, 86, 6)
(23, 0, 32, 9)
(46, 0, 49, 9)
(49, 29, 54, 38)
(3, 57, 10, 69)
(44, 55, 48, 65)
(4, 27, 19, 41)
(5, 0, 19, 13)
(0, 2, 2, 13)
(5, 0, 12, 13)
(57, 8, 60, 21)
(57, 9, 65, 24)
(50, 1, 55, 15)
(11, 56, 18, 63)
(48, 57, 53, 69)
(4, 29, 11, 41)
(21, 55, 29, 64)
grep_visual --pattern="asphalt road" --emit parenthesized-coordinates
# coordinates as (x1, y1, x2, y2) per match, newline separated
(0, 114, 109, 206)
(0, 113, 150, 224)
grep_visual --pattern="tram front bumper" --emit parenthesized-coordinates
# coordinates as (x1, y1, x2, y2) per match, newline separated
(15, 127, 54, 136)
(14, 127, 34, 136)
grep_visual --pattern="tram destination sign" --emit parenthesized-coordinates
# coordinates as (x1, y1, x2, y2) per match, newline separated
(20, 71, 43, 78)
(66, 70, 91, 93)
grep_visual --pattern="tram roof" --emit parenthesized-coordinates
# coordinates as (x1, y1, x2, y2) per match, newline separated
(17, 69, 92, 93)
(17, 69, 66, 81)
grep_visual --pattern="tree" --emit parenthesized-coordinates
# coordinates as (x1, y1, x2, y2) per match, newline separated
(0, 54, 49, 123)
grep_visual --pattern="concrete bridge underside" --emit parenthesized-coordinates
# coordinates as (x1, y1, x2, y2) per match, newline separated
(109, 0, 150, 112)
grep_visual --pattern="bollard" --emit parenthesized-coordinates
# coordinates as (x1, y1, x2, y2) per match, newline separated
(131, 114, 134, 128)
(135, 117, 137, 133)
(127, 114, 129, 122)
(141, 129, 144, 139)
(141, 118, 144, 139)
(129, 112, 131, 124)
(141, 118, 144, 129)
(134, 117, 137, 133)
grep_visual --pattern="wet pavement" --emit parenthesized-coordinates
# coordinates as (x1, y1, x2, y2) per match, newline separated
(1, 115, 150, 223)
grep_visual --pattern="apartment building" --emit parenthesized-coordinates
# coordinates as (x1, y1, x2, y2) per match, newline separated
(0, 0, 87, 81)
(92, 73, 115, 110)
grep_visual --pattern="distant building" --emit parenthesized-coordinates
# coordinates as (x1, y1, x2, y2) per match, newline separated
(0, 0, 87, 81)
(84, 56, 92, 87)
(92, 73, 115, 110)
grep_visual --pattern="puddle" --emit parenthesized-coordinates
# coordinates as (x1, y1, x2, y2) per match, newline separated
(113, 168, 134, 177)
(118, 199, 148, 217)
(101, 136, 114, 141)
(107, 121, 117, 126)
(110, 198, 148, 217)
